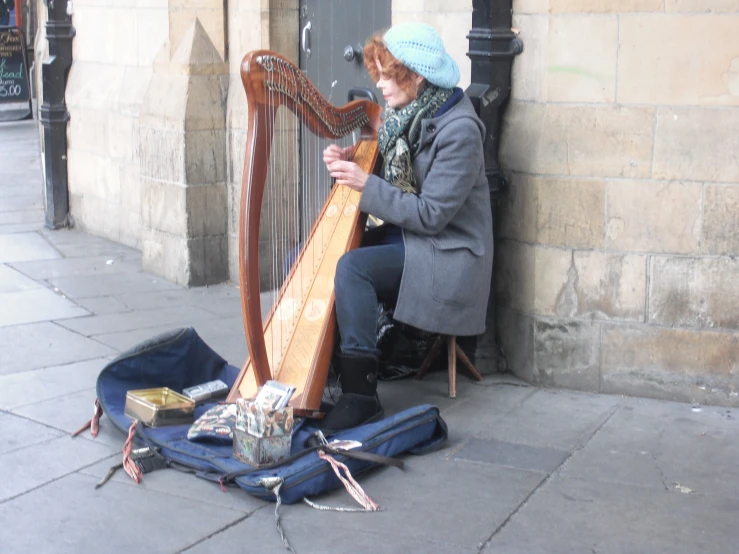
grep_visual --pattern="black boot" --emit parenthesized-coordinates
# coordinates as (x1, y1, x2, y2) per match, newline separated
(319, 352, 384, 434)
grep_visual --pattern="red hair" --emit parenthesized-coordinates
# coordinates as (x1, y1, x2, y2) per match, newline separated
(363, 34, 420, 97)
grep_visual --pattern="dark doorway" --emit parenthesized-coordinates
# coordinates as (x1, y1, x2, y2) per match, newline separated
(299, 0, 391, 105)
(290, 1, 391, 249)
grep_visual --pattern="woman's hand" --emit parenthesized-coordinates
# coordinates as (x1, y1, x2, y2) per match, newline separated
(327, 160, 370, 193)
(323, 144, 353, 165)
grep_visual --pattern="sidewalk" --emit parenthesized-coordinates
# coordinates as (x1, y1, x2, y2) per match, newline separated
(1, 119, 738, 554)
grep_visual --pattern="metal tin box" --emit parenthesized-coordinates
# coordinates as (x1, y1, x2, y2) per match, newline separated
(124, 387, 195, 427)
(233, 399, 293, 466)
(233, 427, 292, 467)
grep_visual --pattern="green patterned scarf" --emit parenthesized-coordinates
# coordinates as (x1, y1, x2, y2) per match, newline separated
(378, 84, 453, 194)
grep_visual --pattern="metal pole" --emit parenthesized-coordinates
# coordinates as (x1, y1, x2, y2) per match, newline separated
(465, 0, 522, 372)
(466, 0, 522, 197)
(40, 0, 75, 229)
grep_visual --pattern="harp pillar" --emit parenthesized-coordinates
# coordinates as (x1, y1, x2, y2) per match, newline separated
(138, 18, 230, 287)
(465, 0, 523, 373)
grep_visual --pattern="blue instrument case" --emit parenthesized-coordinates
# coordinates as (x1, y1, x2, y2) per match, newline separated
(94, 327, 448, 504)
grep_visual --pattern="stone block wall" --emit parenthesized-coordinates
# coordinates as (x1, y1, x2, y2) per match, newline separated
(63, 0, 170, 248)
(138, 18, 229, 286)
(499, 1, 739, 406)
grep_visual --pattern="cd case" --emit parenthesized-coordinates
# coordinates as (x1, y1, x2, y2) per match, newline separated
(254, 380, 295, 410)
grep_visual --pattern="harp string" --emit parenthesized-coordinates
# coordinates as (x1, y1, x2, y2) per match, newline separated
(257, 55, 363, 382)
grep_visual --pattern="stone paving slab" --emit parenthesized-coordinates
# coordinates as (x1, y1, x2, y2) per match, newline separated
(193, 294, 246, 318)
(0, 322, 116, 375)
(476, 388, 620, 450)
(0, 357, 113, 411)
(11, 386, 150, 450)
(454, 437, 569, 474)
(272, 453, 545, 549)
(0, 288, 90, 327)
(0, 208, 45, 225)
(1, 183, 40, 197)
(0, 194, 43, 212)
(621, 395, 738, 431)
(434, 382, 536, 440)
(484, 475, 739, 554)
(0, 473, 252, 554)
(111, 288, 202, 311)
(10, 254, 143, 280)
(56, 305, 219, 337)
(0, 221, 45, 234)
(72, 295, 132, 316)
(93, 324, 201, 352)
(114, 284, 242, 312)
(0, 435, 116, 502)
(378, 376, 497, 426)
(12, 387, 105, 435)
(184, 508, 474, 554)
(0, 232, 61, 263)
(561, 405, 739, 499)
(193, 325, 248, 367)
(48, 271, 183, 299)
(0, 411, 65, 455)
(0, 263, 41, 293)
(79, 456, 265, 513)
(39, 228, 140, 259)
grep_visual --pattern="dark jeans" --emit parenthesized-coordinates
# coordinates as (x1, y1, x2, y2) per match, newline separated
(334, 225, 404, 357)
(0, 15, 9, 27)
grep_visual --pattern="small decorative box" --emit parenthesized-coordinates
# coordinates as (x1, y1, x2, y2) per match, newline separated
(233, 398, 293, 467)
(124, 387, 195, 427)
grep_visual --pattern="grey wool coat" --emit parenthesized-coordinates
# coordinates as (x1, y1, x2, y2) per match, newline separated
(359, 95, 493, 337)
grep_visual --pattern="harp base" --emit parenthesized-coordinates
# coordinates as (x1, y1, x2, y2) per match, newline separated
(295, 409, 324, 419)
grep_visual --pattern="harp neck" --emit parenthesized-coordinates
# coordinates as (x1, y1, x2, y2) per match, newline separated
(241, 50, 382, 139)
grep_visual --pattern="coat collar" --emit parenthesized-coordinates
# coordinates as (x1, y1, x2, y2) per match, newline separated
(416, 94, 486, 149)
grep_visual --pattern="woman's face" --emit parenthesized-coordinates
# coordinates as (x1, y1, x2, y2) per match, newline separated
(375, 59, 417, 110)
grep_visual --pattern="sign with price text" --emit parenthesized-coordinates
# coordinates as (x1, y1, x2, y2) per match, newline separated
(0, 28, 31, 104)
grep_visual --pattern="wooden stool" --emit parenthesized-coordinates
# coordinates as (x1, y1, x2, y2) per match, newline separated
(414, 335, 483, 398)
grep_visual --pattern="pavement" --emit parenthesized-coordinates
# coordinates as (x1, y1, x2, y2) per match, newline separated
(1, 118, 738, 554)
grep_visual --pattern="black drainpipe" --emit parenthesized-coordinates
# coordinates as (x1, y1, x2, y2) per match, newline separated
(465, 0, 523, 371)
(40, 0, 75, 229)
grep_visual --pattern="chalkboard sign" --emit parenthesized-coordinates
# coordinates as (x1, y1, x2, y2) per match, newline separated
(0, 27, 31, 105)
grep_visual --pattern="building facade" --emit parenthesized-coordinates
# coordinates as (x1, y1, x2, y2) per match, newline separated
(498, 0, 739, 406)
(32, 0, 739, 406)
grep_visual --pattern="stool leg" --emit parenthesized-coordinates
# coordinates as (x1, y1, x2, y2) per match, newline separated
(448, 336, 457, 398)
(455, 343, 483, 382)
(415, 335, 444, 381)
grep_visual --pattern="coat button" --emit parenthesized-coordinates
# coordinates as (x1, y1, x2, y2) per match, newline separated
(427, 124, 436, 133)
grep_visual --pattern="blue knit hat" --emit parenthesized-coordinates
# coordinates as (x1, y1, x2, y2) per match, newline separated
(383, 22, 460, 89)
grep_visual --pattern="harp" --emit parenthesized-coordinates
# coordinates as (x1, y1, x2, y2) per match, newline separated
(226, 51, 382, 417)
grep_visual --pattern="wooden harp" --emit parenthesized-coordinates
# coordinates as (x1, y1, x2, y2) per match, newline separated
(226, 51, 382, 417)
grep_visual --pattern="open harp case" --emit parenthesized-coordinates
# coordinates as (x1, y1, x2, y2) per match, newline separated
(226, 51, 383, 417)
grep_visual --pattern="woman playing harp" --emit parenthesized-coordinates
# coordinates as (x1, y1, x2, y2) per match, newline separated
(321, 22, 494, 432)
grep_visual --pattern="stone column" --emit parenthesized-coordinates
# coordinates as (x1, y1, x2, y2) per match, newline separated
(138, 18, 229, 286)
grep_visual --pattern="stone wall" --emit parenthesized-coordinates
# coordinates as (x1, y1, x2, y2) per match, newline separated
(63, 0, 169, 249)
(499, 1, 739, 406)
